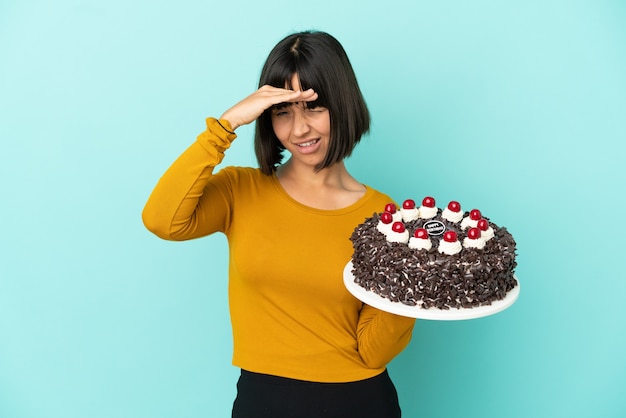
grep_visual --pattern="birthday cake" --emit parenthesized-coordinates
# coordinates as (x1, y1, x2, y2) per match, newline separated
(349, 197, 518, 310)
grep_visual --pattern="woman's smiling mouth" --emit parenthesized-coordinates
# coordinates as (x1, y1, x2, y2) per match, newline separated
(296, 139, 320, 147)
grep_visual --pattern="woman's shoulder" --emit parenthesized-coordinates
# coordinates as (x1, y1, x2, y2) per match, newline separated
(213, 166, 274, 187)
(359, 185, 394, 212)
(363, 184, 393, 202)
(215, 165, 265, 178)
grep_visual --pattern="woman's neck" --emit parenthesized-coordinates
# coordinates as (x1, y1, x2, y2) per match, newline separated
(275, 159, 366, 210)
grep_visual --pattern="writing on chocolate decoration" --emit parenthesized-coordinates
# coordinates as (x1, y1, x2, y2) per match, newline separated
(424, 220, 446, 236)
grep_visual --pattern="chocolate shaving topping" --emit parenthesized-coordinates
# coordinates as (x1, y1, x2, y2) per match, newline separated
(350, 210, 518, 310)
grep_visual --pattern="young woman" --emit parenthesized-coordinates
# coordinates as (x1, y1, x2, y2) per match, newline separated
(142, 30, 416, 418)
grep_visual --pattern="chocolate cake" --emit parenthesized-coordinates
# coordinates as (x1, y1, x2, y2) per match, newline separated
(349, 197, 518, 310)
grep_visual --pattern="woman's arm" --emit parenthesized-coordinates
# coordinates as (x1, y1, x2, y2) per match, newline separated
(142, 118, 237, 240)
(356, 306, 416, 368)
(142, 86, 319, 240)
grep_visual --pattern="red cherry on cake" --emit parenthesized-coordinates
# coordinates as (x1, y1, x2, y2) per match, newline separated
(467, 227, 481, 240)
(469, 209, 482, 220)
(384, 203, 397, 214)
(402, 199, 416, 209)
(477, 219, 489, 231)
(422, 196, 435, 208)
(443, 231, 457, 242)
(392, 222, 405, 233)
(447, 201, 461, 212)
(380, 212, 393, 224)
(414, 228, 428, 239)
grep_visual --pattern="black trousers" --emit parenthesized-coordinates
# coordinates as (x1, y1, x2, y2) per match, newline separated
(231, 369, 401, 418)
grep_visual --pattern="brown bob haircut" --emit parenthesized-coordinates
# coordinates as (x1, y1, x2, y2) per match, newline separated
(254, 31, 370, 175)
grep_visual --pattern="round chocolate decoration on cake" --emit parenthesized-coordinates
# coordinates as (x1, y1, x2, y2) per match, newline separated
(424, 220, 446, 236)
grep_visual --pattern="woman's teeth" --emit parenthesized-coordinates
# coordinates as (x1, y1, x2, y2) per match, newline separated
(297, 139, 319, 147)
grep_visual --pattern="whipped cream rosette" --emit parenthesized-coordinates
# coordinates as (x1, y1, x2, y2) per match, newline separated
(400, 199, 419, 222)
(418, 196, 438, 219)
(461, 209, 482, 229)
(383, 202, 403, 223)
(438, 230, 462, 255)
(463, 227, 486, 249)
(408, 228, 432, 251)
(477, 218, 495, 241)
(441, 200, 463, 223)
(376, 211, 394, 235)
(386, 222, 410, 243)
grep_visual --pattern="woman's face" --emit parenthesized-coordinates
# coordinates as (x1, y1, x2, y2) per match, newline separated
(271, 74, 331, 169)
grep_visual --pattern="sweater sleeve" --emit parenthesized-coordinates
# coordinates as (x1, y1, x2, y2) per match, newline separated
(142, 118, 237, 240)
(356, 305, 416, 368)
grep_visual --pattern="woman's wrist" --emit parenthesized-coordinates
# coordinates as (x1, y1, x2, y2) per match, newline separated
(216, 118, 236, 134)
(219, 108, 241, 131)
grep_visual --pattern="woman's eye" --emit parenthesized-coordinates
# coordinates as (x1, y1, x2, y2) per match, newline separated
(274, 109, 290, 117)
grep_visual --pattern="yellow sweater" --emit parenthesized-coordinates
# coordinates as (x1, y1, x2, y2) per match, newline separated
(142, 118, 415, 382)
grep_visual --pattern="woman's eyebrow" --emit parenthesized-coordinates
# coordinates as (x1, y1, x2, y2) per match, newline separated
(305, 100, 322, 109)
(271, 102, 291, 110)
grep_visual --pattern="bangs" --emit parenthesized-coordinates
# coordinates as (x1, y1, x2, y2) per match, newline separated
(270, 99, 326, 112)
(263, 58, 329, 110)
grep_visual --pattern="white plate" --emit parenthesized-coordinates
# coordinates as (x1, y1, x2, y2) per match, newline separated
(343, 261, 520, 320)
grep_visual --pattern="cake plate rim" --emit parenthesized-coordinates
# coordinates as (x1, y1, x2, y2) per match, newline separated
(343, 261, 520, 320)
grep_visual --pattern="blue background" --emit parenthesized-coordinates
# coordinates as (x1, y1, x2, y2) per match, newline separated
(1, 1, 625, 417)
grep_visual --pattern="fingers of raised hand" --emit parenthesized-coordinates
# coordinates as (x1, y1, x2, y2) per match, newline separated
(257, 85, 318, 105)
(221, 86, 318, 130)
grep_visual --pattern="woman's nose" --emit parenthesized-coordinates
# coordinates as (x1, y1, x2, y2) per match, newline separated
(292, 108, 311, 137)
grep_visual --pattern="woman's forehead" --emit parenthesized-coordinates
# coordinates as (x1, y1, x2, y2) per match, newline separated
(285, 73, 303, 90)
